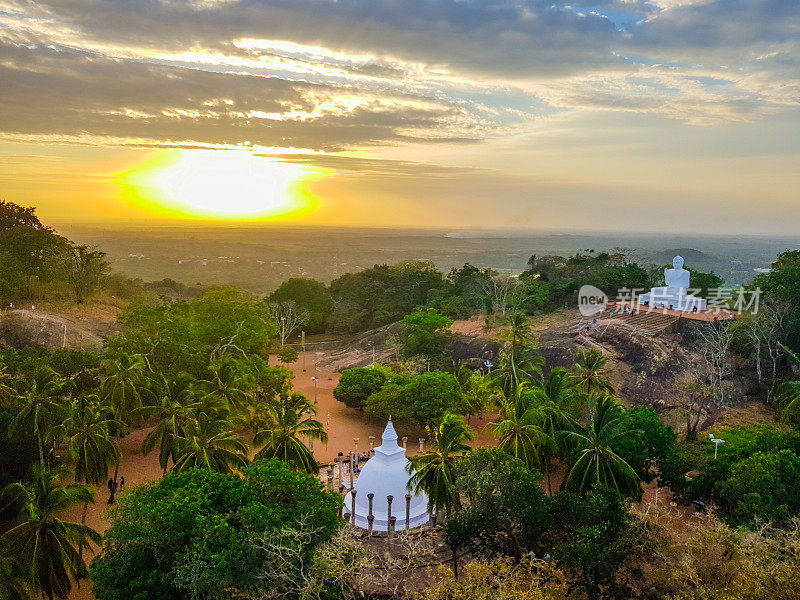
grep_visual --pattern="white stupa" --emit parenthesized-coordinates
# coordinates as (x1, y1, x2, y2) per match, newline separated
(343, 420, 429, 531)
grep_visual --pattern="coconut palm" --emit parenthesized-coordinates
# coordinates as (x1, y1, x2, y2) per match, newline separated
(559, 395, 640, 498)
(529, 367, 580, 493)
(196, 357, 252, 414)
(491, 388, 548, 465)
(490, 313, 544, 398)
(139, 374, 201, 475)
(99, 353, 151, 424)
(570, 348, 615, 399)
(60, 397, 121, 533)
(0, 549, 31, 600)
(489, 384, 564, 492)
(0, 363, 19, 408)
(776, 346, 800, 423)
(253, 392, 327, 474)
(1, 467, 101, 600)
(172, 412, 249, 473)
(407, 412, 474, 515)
(11, 367, 71, 466)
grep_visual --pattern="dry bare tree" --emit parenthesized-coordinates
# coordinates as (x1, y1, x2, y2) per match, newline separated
(481, 273, 518, 317)
(697, 323, 733, 405)
(269, 300, 309, 347)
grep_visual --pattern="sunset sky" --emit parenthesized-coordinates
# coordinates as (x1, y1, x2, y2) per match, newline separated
(0, 0, 798, 234)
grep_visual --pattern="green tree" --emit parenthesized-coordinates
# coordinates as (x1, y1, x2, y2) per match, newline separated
(0, 227, 67, 298)
(329, 260, 444, 332)
(99, 353, 151, 425)
(400, 307, 453, 359)
(570, 348, 614, 398)
(90, 461, 341, 600)
(196, 357, 252, 414)
(754, 250, 800, 351)
(445, 449, 551, 559)
(611, 407, 677, 484)
(11, 366, 70, 466)
(560, 396, 641, 500)
(365, 371, 463, 428)
(0, 548, 31, 600)
(0, 363, 19, 407)
(716, 449, 800, 525)
(172, 412, 249, 474)
(253, 392, 327, 474)
(139, 374, 201, 475)
(687, 269, 724, 299)
(61, 397, 121, 531)
(549, 487, 634, 600)
(62, 244, 109, 304)
(333, 367, 387, 410)
(407, 413, 474, 515)
(107, 287, 276, 376)
(0, 200, 45, 231)
(489, 385, 555, 481)
(1, 467, 101, 600)
(490, 313, 543, 398)
(269, 278, 333, 333)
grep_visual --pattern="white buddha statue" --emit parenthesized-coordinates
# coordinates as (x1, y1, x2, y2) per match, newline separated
(639, 255, 706, 312)
(664, 255, 690, 293)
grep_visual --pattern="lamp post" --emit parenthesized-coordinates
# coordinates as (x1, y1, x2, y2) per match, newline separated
(484, 360, 493, 375)
(354, 438, 359, 467)
(311, 376, 318, 404)
(386, 495, 394, 537)
(280, 316, 286, 347)
(709, 433, 725, 459)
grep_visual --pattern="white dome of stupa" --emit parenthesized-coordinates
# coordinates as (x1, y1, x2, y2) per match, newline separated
(344, 420, 429, 531)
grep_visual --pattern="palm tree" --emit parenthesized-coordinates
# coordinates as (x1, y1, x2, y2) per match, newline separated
(11, 367, 70, 466)
(1, 467, 101, 600)
(253, 392, 327, 474)
(407, 413, 474, 516)
(489, 384, 564, 493)
(559, 396, 640, 498)
(0, 363, 19, 408)
(776, 346, 800, 424)
(172, 412, 249, 473)
(529, 367, 579, 494)
(99, 353, 151, 424)
(570, 348, 615, 399)
(196, 357, 252, 415)
(139, 374, 201, 475)
(61, 397, 121, 533)
(490, 313, 544, 398)
(0, 548, 31, 600)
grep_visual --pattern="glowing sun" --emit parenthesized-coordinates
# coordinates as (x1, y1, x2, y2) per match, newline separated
(118, 149, 322, 220)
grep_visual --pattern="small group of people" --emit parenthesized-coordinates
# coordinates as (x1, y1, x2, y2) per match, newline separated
(343, 453, 371, 474)
(107, 475, 125, 503)
(582, 318, 599, 336)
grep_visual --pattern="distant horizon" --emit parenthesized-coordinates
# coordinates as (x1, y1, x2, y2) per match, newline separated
(50, 219, 800, 241)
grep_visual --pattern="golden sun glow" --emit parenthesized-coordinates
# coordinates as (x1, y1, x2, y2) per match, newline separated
(117, 149, 325, 220)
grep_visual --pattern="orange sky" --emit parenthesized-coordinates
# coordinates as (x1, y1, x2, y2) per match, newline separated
(1, 1, 799, 234)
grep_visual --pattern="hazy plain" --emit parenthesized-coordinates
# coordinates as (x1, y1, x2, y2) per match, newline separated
(55, 223, 800, 293)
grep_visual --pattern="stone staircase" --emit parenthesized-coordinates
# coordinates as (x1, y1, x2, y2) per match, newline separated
(579, 308, 679, 337)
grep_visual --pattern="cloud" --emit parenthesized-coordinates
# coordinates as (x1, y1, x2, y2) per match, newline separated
(0, 39, 485, 150)
(0, 0, 797, 152)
